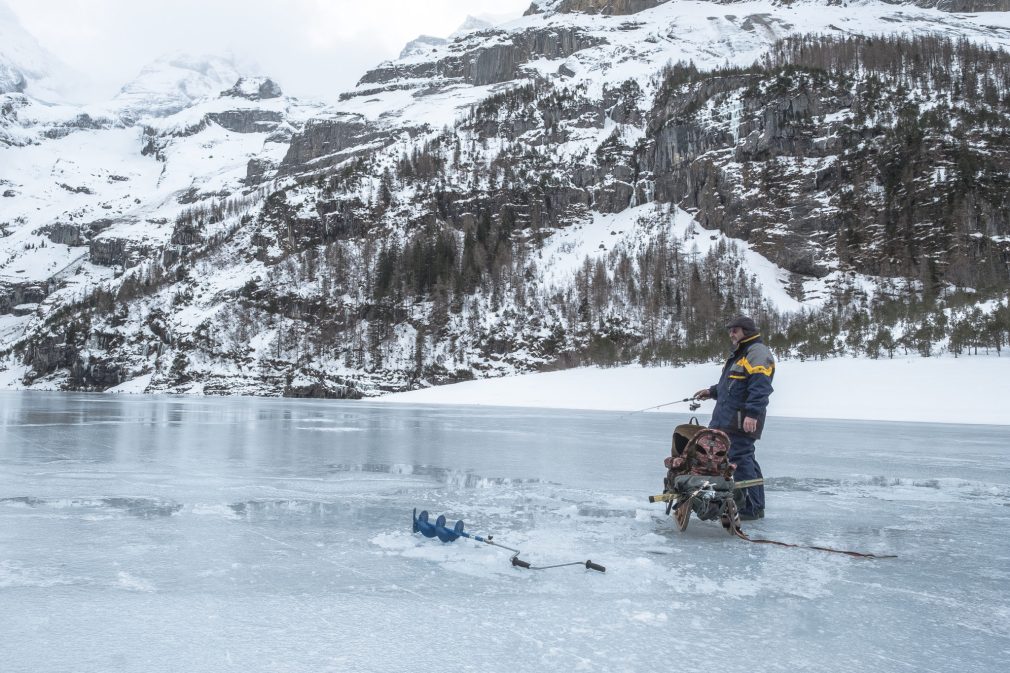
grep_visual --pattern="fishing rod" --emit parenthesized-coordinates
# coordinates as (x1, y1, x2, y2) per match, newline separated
(621, 396, 703, 418)
(412, 509, 605, 572)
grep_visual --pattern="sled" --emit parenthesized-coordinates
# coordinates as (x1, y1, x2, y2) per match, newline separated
(647, 421, 895, 559)
(648, 419, 749, 535)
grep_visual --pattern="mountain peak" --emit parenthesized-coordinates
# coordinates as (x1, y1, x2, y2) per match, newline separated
(399, 35, 448, 60)
(453, 15, 495, 34)
(399, 15, 501, 60)
(109, 52, 252, 120)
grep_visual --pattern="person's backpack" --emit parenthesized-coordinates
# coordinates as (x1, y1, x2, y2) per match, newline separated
(664, 420, 735, 479)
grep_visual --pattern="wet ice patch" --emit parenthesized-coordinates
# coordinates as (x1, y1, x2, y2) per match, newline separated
(673, 574, 763, 598)
(190, 503, 241, 519)
(294, 426, 363, 432)
(372, 530, 505, 576)
(637, 532, 683, 556)
(229, 499, 346, 522)
(557, 504, 579, 517)
(772, 475, 1010, 498)
(325, 463, 534, 489)
(576, 504, 638, 518)
(0, 560, 77, 588)
(115, 571, 155, 592)
(627, 610, 668, 624)
(0, 496, 182, 518)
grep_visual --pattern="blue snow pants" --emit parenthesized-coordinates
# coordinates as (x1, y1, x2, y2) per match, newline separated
(728, 433, 764, 515)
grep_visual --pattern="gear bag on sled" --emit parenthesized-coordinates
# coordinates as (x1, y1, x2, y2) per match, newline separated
(649, 421, 898, 558)
(657, 418, 742, 533)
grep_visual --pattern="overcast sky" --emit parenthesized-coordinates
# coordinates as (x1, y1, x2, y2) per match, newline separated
(5, 0, 531, 102)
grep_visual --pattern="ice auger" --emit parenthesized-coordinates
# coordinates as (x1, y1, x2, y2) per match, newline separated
(411, 509, 605, 572)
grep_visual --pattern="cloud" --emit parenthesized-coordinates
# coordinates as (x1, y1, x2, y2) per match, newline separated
(3, 0, 530, 102)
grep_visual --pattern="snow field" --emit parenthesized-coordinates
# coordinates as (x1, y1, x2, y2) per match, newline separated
(378, 354, 1010, 426)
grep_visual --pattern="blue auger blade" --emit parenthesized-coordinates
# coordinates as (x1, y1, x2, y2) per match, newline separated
(412, 509, 438, 538)
(434, 515, 463, 542)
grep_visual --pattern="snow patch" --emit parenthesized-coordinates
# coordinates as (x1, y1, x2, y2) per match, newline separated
(104, 373, 154, 394)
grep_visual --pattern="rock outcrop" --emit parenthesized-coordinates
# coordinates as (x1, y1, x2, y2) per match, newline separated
(278, 115, 399, 174)
(358, 26, 605, 88)
(0, 282, 48, 315)
(206, 109, 283, 133)
(221, 77, 283, 100)
(526, 0, 667, 14)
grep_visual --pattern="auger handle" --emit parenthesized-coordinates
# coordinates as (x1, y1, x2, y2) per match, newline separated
(511, 556, 531, 569)
(585, 560, 605, 573)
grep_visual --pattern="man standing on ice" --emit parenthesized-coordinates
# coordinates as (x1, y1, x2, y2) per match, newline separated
(693, 316, 775, 520)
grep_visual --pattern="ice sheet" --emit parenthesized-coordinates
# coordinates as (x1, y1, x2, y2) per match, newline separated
(1, 393, 1007, 673)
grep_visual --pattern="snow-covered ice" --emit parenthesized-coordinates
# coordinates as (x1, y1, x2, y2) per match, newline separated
(1, 392, 1006, 673)
(378, 355, 1010, 426)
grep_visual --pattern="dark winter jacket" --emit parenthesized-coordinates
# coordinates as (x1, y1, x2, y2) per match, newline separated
(708, 334, 775, 438)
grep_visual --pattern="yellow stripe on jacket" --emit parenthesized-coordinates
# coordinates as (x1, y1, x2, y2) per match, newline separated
(737, 357, 774, 377)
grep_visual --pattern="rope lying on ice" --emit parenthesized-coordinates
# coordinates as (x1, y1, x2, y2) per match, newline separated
(730, 527, 898, 559)
(650, 478, 897, 559)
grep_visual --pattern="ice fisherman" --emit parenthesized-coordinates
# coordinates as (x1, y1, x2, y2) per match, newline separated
(693, 315, 775, 520)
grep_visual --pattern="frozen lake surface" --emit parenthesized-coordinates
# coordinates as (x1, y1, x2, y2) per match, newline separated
(1, 392, 1008, 673)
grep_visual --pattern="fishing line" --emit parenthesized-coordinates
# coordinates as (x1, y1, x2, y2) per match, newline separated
(619, 397, 703, 419)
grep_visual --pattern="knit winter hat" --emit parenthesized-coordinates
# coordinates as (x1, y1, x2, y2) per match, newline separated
(725, 315, 759, 337)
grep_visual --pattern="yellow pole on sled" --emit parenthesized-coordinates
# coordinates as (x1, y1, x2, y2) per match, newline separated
(648, 478, 764, 502)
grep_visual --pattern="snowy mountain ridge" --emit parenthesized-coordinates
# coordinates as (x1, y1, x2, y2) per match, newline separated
(340, 0, 1010, 137)
(1, 1, 1009, 397)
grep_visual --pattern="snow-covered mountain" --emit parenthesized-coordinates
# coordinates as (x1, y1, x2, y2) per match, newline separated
(2, 1, 1009, 397)
(0, 0, 81, 102)
(106, 53, 253, 122)
(0, 51, 320, 365)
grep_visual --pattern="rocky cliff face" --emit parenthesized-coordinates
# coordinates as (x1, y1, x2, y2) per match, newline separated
(643, 37, 1010, 287)
(905, 0, 1010, 9)
(359, 26, 605, 88)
